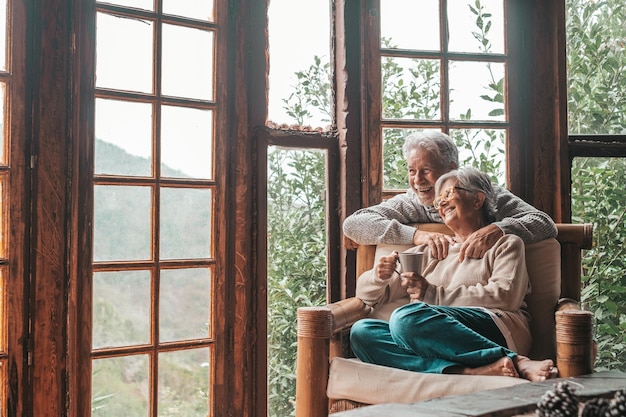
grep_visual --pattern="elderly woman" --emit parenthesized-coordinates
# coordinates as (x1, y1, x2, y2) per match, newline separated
(349, 167, 555, 381)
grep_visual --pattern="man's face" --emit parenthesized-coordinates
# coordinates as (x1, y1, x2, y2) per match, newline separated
(407, 148, 451, 206)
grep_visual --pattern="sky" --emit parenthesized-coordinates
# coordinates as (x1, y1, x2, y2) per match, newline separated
(267, 0, 330, 126)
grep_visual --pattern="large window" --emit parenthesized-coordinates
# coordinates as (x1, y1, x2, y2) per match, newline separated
(92, 2, 217, 415)
(376, 0, 508, 195)
(567, 0, 626, 371)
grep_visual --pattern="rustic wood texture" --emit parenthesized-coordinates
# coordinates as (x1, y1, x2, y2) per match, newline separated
(230, 0, 267, 416)
(6, 0, 28, 415)
(333, 371, 626, 417)
(30, 1, 72, 416)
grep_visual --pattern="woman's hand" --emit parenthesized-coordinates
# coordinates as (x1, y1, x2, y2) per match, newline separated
(401, 272, 428, 301)
(375, 252, 400, 281)
(412, 230, 454, 260)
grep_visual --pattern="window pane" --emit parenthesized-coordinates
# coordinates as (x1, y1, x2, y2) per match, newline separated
(382, 128, 441, 190)
(381, 57, 441, 120)
(572, 157, 626, 368)
(96, 0, 153, 11)
(163, 0, 214, 21)
(567, 0, 626, 134)
(380, 0, 440, 51)
(95, 98, 153, 177)
(92, 355, 150, 417)
(160, 268, 211, 342)
(449, 128, 506, 186)
(267, 147, 328, 417)
(93, 185, 152, 262)
(158, 348, 210, 417)
(159, 188, 212, 260)
(161, 106, 213, 179)
(161, 24, 214, 100)
(448, 0, 504, 54)
(96, 12, 153, 93)
(382, 128, 506, 190)
(449, 60, 505, 121)
(93, 271, 151, 349)
(267, 0, 331, 127)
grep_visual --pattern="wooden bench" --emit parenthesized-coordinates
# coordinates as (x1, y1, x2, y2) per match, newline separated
(295, 223, 594, 417)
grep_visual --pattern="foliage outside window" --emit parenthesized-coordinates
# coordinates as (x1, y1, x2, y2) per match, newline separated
(567, 0, 626, 370)
(267, 147, 328, 417)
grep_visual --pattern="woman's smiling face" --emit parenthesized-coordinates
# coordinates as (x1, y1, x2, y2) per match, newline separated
(435, 178, 479, 229)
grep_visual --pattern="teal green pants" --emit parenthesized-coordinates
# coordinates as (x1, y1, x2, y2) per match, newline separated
(350, 302, 516, 374)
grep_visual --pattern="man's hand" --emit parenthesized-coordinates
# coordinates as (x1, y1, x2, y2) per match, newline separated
(412, 230, 455, 260)
(375, 252, 400, 281)
(459, 224, 504, 261)
(400, 272, 428, 301)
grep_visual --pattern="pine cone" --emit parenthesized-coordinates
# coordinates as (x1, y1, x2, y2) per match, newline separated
(605, 390, 626, 417)
(536, 381, 579, 417)
(581, 396, 610, 417)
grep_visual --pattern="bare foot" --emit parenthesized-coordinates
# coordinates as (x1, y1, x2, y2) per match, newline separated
(513, 355, 556, 382)
(448, 357, 519, 378)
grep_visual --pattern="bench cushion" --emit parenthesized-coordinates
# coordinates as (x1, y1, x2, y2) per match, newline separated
(327, 357, 528, 404)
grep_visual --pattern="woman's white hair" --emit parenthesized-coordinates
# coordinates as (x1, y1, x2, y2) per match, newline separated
(435, 167, 497, 222)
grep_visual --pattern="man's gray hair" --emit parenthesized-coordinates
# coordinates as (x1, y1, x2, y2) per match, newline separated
(435, 167, 497, 222)
(402, 131, 459, 168)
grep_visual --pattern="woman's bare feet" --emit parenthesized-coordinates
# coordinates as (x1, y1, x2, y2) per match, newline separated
(447, 356, 557, 381)
(513, 355, 557, 382)
(449, 357, 519, 378)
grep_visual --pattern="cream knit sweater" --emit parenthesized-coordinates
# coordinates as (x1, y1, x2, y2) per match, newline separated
(355, 234, 533, 355)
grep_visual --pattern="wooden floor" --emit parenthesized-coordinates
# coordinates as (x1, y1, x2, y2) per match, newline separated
(333, 371, 626, 417)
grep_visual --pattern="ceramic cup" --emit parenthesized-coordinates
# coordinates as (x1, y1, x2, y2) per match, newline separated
(397, 251, 425, 274)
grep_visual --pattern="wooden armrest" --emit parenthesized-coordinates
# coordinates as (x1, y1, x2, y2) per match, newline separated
(296, 298, 370, 417)
(297, 297, 370, 338)
(557, 223, 593, 249)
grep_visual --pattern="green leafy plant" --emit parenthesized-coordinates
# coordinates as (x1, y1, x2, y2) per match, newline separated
(266, 148, 328, 417)
(567, 0, 626, 373)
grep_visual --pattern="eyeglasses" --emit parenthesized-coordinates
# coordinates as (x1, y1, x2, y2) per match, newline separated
(433, 185, 472, 209)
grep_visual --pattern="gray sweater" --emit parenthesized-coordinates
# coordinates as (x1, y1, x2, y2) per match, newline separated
(343, 186, 557, 245)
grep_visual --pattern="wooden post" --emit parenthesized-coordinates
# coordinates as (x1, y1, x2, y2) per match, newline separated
(296, 307, 333, 417)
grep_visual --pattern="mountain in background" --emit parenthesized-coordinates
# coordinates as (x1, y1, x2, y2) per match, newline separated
(95, 138, 190, 178)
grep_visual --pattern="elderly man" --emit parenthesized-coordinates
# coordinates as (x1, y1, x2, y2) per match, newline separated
(342, 131, 557, 261)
